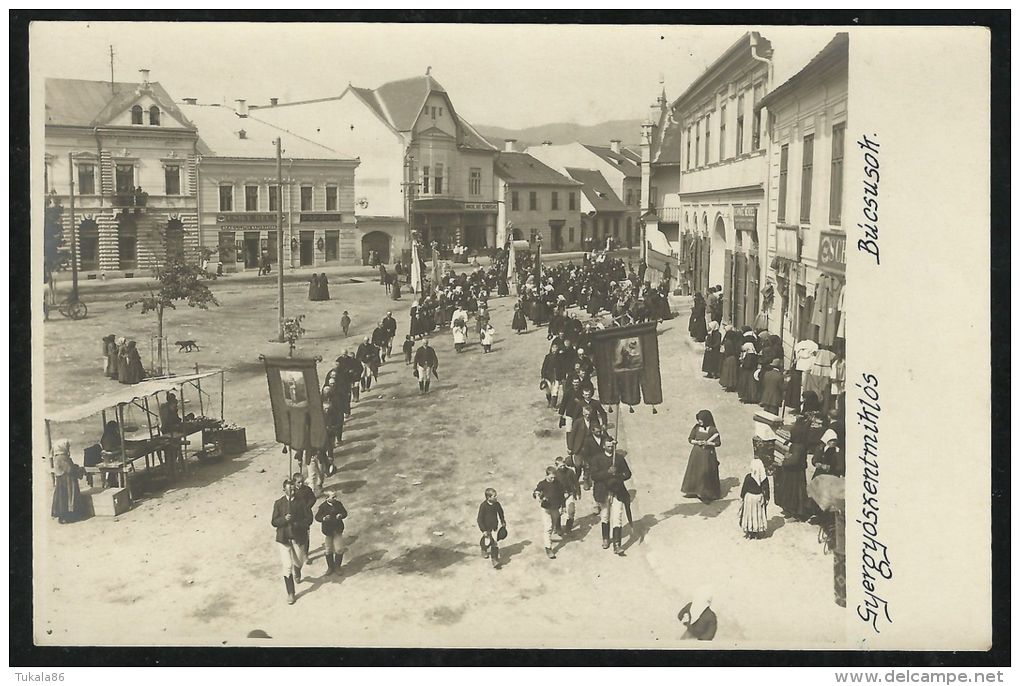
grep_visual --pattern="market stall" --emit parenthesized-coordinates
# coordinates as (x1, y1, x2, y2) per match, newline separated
(44, 369, 230, 508)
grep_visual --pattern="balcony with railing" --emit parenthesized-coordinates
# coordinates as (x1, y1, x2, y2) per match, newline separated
(113, 189, 149, 208)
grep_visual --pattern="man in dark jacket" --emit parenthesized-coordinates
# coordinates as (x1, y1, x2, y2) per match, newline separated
(589, 438, 632, 554)
(383, 312, 398, 358)
(371, 321, 390, 363)
(413, 339, 439, 394)
(541, 343, 562, 408)
(357, 337, 380, 390)
(314, 487, 349, 575)
(555, 456, 581, 534)
(271, 479, 314, 604)
(559, 376, 586, 456)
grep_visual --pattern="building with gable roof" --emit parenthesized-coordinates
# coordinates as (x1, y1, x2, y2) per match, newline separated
(493, 144, 583, 252)
(254, 70, 499, 260)
(641, 31, 773, 328)
(524, 140, 642, 251)
(179, 100, 359, 271)
(44, 71, 201, 275)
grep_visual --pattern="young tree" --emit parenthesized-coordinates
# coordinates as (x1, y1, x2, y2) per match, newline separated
(282, 315, 306, 357)
(126, 259, 219, 373)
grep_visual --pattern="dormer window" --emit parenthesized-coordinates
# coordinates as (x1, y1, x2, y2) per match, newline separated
(131, 105, 143, 125)
(149, 106, 161, 126)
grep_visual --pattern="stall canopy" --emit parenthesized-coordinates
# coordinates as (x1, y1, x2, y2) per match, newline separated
(45, 371, 224, 423)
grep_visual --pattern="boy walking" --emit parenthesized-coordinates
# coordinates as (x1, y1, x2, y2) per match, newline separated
(340, 311, 352, 337)
(533, 466, 568, 559)
(402, 335, 415, 366)
(314, 487, 349, 575)
(555, 456, 580, 534)
(476, 488, 506, 569)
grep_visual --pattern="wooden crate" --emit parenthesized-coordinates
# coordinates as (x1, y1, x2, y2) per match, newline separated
(203, 428, 247, 455)
(90, 487, 131, 517)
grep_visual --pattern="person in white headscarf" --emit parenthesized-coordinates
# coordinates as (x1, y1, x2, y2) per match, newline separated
(678, 587, 717, 640)
(51, 439, 86, 524)
(738, 458, 770, 538)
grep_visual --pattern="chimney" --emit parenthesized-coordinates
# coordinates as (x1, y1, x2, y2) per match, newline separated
(183, 97, 197, 105)
(504, 139, 516, 153)
(610, 139, 621, 154)
(542, 140, 552, 147)
(270, 97, 279, 106)
(237, 129, 247, 140)
(235, 99, 248, 117)
(139, 69, 150, 85)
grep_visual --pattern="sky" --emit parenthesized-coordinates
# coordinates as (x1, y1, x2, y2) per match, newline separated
(31, 22, 839, 130)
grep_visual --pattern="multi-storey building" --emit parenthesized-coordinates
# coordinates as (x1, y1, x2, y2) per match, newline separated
(253, 71, 499, 260)
(44, 72, 200, 276)
(642, 31, 773, 327)
(758, 33, 848, 356)
(179, 100, 359, 271)
(493, 143, 583, 252)
(526, 141, 643, 249)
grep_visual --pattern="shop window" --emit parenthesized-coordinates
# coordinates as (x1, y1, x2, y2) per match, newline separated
(131, 105, 143, 125)
(300, 186, 313, 211)
(149, 106, 161, 126)
(830, 124, 845, 225)
(326, 185, 338, 211)
(245, 185, 259, 211)
(77, 164, 96, 195)
(800, 134, 814, 223)
(777, 145, 789, 223)
(165, 165, 181, 196)
(219, 185, 233, 212)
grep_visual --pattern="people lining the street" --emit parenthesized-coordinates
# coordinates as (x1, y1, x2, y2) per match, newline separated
(738, 458, 770, 539)
(50, 439, 86, 524)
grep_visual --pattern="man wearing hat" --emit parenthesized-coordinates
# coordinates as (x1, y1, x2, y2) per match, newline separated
(413, 339, 439, 394)
(589, 436, 632, 554)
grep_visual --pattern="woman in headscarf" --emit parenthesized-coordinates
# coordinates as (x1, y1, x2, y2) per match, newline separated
(390, 275, 402, 301)
(702, 321, 721, 379)
(758, 358, 785, 415)
(102, 334, 118, 378)
(318, 273, 331, 301)
(51, 439, 86, 524)
(120, 340, 146, 384)
(308, 273, 320, 301)
(688, 292, 708, 342)
(115, 337, 130, 382)
(738, 458, 770, 539)
(717, 335, 737, 392)
(681, 409, 722, 502)
(737, 342, 758, 403)
(774, 391, 827, 520)
(678, 588, 717, 640)
(512, 299, 528, 334)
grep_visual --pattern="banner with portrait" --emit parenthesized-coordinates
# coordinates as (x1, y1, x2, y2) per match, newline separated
(588, 321, 663, 407)
(262, 356, 328, 451)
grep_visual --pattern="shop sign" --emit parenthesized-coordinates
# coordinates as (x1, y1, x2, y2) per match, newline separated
(817, 230, 846, 274)
(217, 212, 276, 225)
(464, 202, 497, 212)
(733, 206, 758, 232)
(300, 212, 346, 223)
(774, 225, 800, 261)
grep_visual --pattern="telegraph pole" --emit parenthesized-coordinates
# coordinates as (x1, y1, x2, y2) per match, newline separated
(276, 137, 285, 342)
(67, 152, 79, 301)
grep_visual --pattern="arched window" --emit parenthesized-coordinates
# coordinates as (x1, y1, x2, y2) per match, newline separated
(131, 105, 143, 125)
(149, 106, 161, 126)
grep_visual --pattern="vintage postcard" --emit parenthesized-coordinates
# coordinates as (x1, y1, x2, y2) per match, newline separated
(23, 19, 998, 658)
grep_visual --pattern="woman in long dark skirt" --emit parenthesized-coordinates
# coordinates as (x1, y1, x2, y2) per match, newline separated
(308, 273, 320, 301)
(103, 334, 118, 379)
(512, 301, 528, 334)
(718, 329, 740, 392)
(758, 359, 785, 415)
(702, 322, 721, 378)
(737, 343, 758, 403)
(681, 409, 722, 502)
(318, 273, 331, 300)
(774, 392, 827, 520)
(688, 293, 708, 342)
(51, 439, 85, 524)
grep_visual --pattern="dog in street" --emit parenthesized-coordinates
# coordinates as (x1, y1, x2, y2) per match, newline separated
(176, 340, 200, 353)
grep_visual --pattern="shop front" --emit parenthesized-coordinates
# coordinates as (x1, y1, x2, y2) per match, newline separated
(412, 199, 497, 255)
(215, 212, 278, 273)
(723, 205, 762, 329)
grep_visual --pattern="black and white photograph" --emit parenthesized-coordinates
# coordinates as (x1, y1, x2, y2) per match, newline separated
(15, 14, 1005, 670)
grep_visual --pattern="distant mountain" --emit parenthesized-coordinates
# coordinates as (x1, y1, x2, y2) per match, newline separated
(475, 120, 644, 151)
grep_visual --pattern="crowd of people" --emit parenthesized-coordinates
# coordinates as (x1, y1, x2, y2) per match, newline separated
(687, 284, 848, 605)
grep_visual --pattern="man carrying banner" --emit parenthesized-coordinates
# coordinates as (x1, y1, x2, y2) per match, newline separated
(589, 437, 632, 555)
